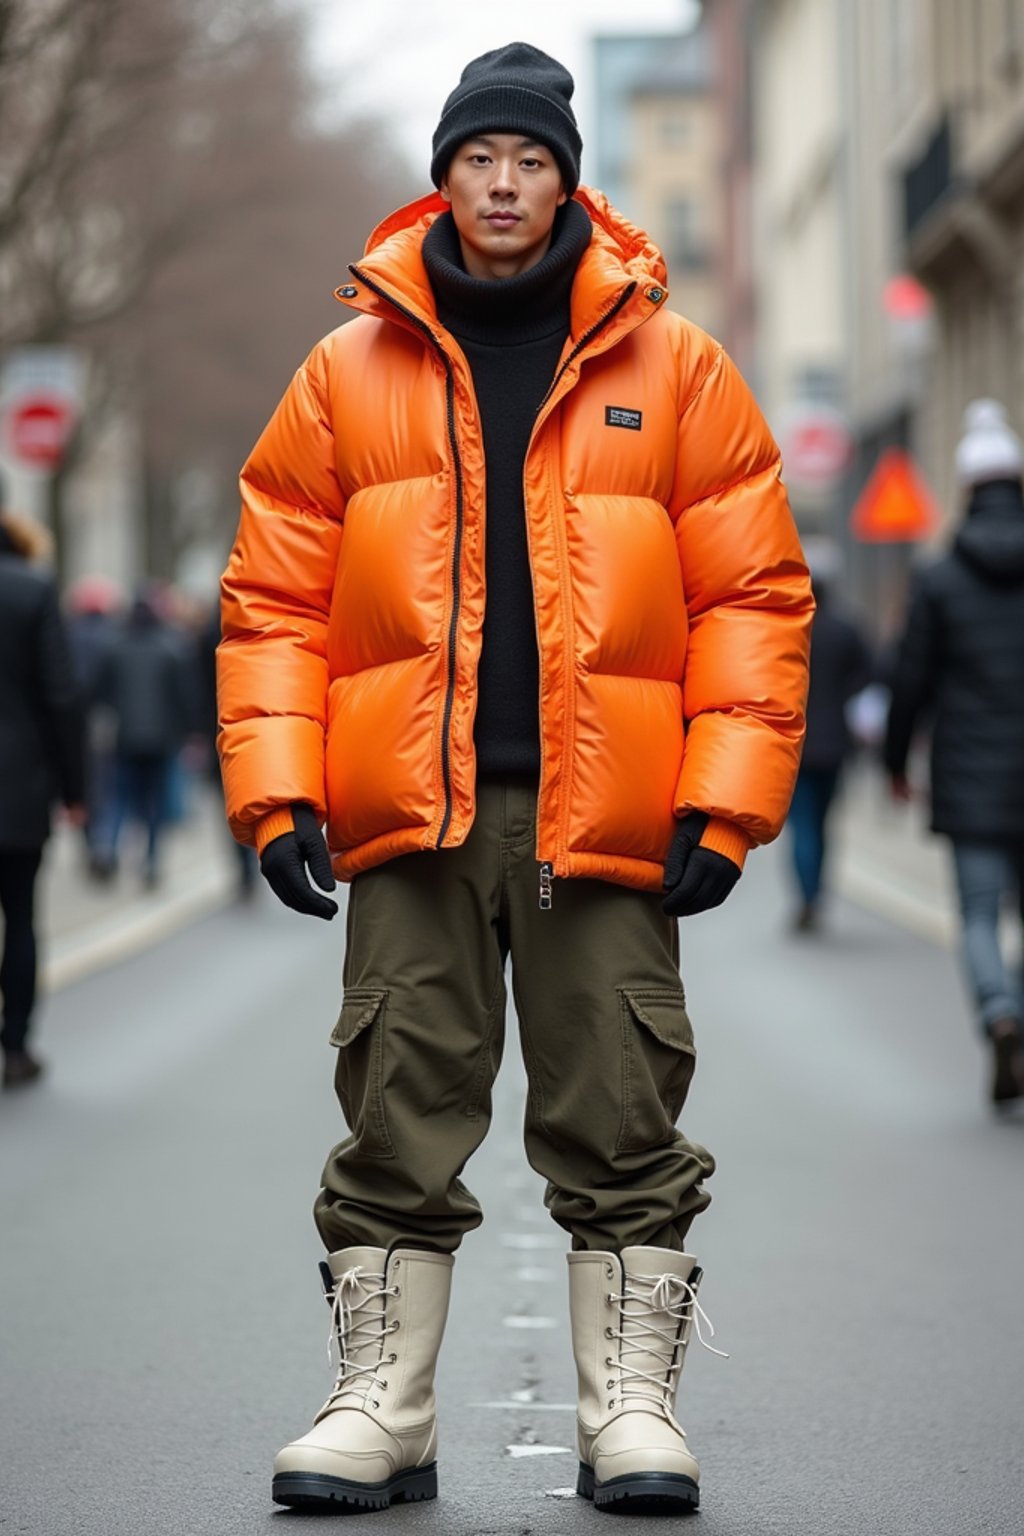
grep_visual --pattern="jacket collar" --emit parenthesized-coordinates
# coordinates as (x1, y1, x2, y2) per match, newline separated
(337, 186, 669, 359)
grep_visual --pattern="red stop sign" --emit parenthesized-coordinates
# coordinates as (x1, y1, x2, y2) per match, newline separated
(6, 395, 75, 467)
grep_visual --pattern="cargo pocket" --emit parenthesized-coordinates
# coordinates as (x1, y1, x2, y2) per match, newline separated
(617, 987, 696, 1154)
(329, 988, 394, 1159)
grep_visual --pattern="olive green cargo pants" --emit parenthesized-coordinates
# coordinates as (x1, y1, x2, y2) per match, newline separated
(314, 777, 714, 1254)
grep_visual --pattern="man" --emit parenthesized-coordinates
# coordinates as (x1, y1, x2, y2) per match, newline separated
(0, 497, 85, 1087)
(92, 588, 198, 888)
(885, 399, 1024, 1109)
(788, 537, 872, 931)
(219, 43, 812, 1515)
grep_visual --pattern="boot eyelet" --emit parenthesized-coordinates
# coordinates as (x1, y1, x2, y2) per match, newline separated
(606, 1379, 615, 1390)
(608, 1398, 615, 1409)
(605, 1357, 613, 1368)
(391, 1320, 400, 1331)
(605, 1327, 614, 1338)
(607, 1293, 616, 1304)
(606, 1265, 614, 1279)
(392, 1259, 401, 1269)
(389, 1352, 398, 1364)
(372, 1399, 380, 1409)
(392, 1286, 401, 1298)
(380, 1382, 388, 1391)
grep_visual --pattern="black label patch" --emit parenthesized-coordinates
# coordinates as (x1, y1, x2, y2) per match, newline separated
(605, 406, 643, 431)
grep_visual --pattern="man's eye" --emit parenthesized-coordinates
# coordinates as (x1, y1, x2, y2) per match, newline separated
(521, 158, 541, 169)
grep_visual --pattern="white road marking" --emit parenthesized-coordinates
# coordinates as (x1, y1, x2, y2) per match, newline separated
(503, 1315, 558, 1329)
(472, 1401, 576, 1412)
(515, 1266, 555, 1283)
(544, 1487, 579, 1498)
(506, 1445, 573, 1458)
(499, 1233, 561, 1250)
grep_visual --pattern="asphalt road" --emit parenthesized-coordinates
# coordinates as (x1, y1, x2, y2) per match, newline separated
(2, 849, 1022, 1536)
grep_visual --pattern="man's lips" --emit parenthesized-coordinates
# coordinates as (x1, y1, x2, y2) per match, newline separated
(485, 212, 522, 228)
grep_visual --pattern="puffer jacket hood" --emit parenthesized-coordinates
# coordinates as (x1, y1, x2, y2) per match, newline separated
(337, 187, 669, 372)
(358, 184, 665, 302)
(219, 188, 812, 891)
(954, 479, 1024, 583)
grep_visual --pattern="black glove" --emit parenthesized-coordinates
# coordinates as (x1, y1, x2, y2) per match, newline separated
(662, 811, 741, 917)
(260, 803, 338, 920)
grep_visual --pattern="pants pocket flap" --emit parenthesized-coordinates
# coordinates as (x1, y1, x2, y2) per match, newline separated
(620, 987, 694, 1054)
(330, 989, 387, 1048)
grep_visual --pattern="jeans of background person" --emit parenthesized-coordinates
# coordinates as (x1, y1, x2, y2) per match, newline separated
(101, 752, 172, 878)
(788, 766, 842, 907)
(950, 840, 1024, 1035)
(0, 848, 43, 1054)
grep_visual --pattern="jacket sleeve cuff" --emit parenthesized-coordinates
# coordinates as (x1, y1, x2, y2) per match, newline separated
(254, 806, 296, 855)
(699, 816, 755, 870)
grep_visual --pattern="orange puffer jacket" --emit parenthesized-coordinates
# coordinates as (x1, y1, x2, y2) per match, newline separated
(219, 188, 812, 892)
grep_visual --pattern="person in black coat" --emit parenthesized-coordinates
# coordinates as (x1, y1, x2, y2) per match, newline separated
(91, 589, 199, 888)
(787, 538, 872, 931)
(0, 504, 85, 1088)
(885, 400, 1024, 1106)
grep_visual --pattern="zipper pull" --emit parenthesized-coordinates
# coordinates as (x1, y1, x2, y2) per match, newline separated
(539, 862, 554, 911)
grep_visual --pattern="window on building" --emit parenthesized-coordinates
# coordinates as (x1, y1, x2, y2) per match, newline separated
(664, 196, 707, 271)
(660, 112, 691, 149)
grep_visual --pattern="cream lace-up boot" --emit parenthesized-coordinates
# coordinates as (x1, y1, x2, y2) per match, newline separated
(272, 1246, 453, 1511)
(568, 1246, 724, 1511)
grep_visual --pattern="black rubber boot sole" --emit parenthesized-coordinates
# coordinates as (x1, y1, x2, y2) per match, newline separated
(272, 1462, 438, 1511)
(577, 1460, 699, 1512)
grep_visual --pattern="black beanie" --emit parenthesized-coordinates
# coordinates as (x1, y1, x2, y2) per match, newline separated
(430, 42, 582, 195)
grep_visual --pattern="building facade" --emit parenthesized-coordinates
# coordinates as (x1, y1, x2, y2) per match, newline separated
(894, 0, 1024, 513)
(592, 25, 725, 339)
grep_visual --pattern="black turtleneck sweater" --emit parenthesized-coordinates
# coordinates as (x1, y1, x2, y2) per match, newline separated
(422, 200, 592, 775)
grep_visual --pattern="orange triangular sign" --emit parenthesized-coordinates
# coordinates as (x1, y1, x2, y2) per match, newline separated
(850, 448, 940, 542)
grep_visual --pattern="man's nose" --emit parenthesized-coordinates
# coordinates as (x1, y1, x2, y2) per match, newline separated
(489, 160, 518, 197)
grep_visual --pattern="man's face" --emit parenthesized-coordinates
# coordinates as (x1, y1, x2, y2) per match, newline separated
(441, 134, 567, 280)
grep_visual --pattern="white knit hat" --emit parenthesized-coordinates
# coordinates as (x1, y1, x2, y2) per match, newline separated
(954, 399, 1023, 486)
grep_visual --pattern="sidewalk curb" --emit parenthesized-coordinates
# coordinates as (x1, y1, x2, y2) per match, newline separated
(42, 864, 235, 993)
(836, 855, 955, 948)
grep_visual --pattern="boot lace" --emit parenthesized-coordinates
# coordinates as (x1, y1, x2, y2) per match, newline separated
(606, 1272, 728, 1409)
(321, 1264, 399, 1412)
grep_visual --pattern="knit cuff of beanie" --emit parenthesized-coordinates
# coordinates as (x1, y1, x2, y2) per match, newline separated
(430, 42, 582, 193)
(254, 806, 296, 855)
(699, 816, 755, 870)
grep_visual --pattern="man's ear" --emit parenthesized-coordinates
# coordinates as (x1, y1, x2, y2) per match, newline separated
(440, 178, 452, 203)
(557, 178, 568, 208)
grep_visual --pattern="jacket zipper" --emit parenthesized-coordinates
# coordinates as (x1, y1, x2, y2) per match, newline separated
(537, 282, 637, 417)
(530, 281, 639, 905)
(349, 265, 464, 849)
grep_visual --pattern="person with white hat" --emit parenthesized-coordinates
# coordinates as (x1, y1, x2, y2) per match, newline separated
(885, 399, 1024, 1106)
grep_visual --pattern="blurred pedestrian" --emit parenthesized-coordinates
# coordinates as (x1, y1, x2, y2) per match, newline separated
(0, 500, 85, 1089)
(65, 574, 122, 876)
(885, 400, 1024, 1107)
(219, 42, 812, 1516)
(789, 538, 872, 931)
(92, 588, 197, 888)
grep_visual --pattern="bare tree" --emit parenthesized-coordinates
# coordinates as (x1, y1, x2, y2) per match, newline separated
(0, 0, 416, 578)
(121, 11, 417, 575)
(0, 0, 196, 343)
